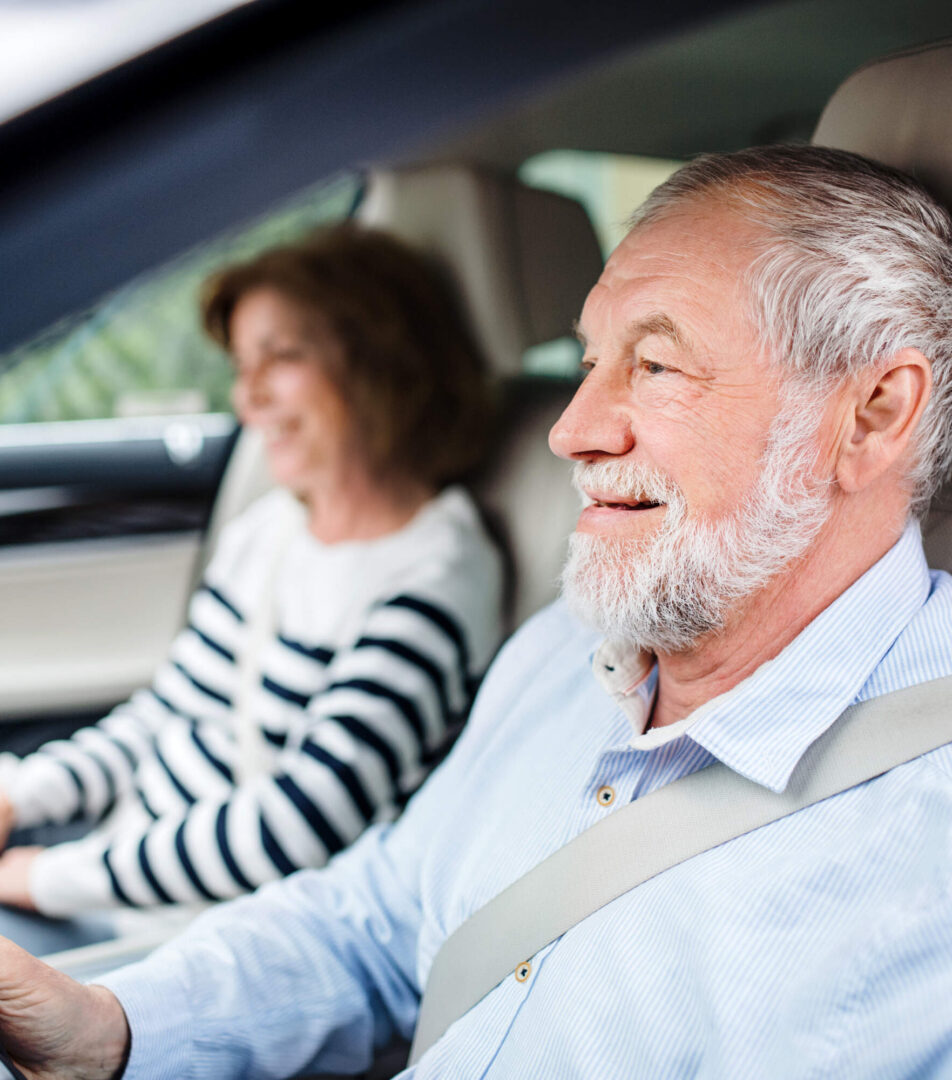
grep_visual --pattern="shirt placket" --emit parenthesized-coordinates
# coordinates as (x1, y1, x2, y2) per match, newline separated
(444, 738, 686, 1077)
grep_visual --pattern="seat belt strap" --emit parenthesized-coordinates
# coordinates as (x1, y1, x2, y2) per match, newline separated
(409, 674, 952, 1064)
(235, 494, 306, 783)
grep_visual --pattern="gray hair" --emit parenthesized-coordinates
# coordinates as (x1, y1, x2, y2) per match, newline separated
(632, 145, 952, 517)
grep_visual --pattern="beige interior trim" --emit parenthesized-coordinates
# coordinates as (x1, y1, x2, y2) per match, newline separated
(0, 535, 197, 719)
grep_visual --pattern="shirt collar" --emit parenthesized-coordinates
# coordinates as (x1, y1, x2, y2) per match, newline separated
(591, 638, 655, 729)
(590, 522, 931, 792)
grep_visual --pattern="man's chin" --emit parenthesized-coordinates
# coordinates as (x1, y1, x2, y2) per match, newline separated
(560, 530, 723, 652)
(562, 533, 637, 599)
(561, 534, 650, 637)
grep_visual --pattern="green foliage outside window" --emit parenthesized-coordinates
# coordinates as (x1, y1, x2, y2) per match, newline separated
(0, 173, 360, 424)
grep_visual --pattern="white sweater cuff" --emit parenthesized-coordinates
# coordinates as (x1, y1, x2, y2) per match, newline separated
(6, 754, 78, 830)
(30, 839, 117, 917)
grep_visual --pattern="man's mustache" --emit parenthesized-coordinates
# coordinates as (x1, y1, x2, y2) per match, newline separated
(571, 460, 683, 507)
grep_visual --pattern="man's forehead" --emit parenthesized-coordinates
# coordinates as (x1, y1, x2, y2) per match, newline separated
(577, 203, 765, 336)
(611, 200, 762, 271)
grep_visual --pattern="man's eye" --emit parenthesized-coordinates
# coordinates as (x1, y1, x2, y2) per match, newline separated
(642, 359, 667, 375)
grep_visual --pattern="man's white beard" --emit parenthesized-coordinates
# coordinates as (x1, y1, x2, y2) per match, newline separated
(561, 399, 833, 652)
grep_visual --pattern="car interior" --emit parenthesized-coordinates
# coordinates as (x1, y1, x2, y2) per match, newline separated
(2, 0, 952, 1050)
(206, 163, 603, 630)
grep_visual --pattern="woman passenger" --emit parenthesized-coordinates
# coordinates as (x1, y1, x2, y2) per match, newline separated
(0, 223, 504, 952)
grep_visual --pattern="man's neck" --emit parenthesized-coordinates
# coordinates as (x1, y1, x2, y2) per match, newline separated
(649, 504, 907, 728)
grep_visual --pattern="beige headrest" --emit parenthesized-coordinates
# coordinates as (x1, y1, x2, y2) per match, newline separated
(813, 40, 952, 207)
(813, 40, 952, 569)
(357, 163, 603, 374)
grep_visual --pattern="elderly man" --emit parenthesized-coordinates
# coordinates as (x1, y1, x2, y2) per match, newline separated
(0, 145, 950, 1079)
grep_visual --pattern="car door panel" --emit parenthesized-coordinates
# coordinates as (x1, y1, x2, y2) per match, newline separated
(0, 533, 200, 720)
(0, 414, 236, 722)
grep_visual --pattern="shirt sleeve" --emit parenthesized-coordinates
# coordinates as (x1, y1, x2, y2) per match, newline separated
(99, 823, 420, 1079)
(30, 588, 488, 913)
(96, 690, 507, 1080)
(94, 606, 551, 1078)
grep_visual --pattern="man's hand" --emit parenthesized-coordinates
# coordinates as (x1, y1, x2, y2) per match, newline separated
(0, 850, 41, 912)
(0, 937, 129, 1080)
(0, 792, 16, 853)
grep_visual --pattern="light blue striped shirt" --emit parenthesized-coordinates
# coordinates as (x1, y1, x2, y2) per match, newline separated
(103, 522, 952, 1079)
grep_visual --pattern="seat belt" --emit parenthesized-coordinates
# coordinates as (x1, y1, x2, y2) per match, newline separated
(235, 493, 306, 783)
(409, 674, 952, 1064)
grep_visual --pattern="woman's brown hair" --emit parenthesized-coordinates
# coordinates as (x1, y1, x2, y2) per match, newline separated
(202, 222, 492, 488)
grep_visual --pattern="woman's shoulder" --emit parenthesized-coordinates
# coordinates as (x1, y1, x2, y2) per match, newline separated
(385, 485, 500, 581)
(371, 486, 505, 656)
(407, 484, 487, 543)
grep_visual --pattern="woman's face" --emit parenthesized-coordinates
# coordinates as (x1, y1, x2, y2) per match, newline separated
(229, 287, 356, 496)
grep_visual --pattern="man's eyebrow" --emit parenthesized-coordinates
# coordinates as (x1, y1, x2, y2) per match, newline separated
(572, 313, 690, 353)
(627, 313, 690, 350)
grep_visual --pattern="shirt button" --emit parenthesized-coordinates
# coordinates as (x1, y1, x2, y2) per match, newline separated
(515, 961, 532, 982)
(596, 785, 615, 807)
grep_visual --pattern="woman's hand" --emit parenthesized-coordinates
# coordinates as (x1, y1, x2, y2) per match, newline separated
(0, 937, 129, 1079)
(0, 849, 41, 912)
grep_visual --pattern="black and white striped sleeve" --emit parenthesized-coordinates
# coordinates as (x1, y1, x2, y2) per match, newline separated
(88, 591, 481, 907)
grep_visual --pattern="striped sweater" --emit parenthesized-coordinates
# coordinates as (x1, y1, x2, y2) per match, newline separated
(4, 485, 503, 916)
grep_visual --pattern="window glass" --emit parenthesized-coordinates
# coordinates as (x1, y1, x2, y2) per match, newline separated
(0, 173, 361, 425)
(517, 151, 681, 378)
(519, 150, 681, 258)
(523, 338, 584, 379)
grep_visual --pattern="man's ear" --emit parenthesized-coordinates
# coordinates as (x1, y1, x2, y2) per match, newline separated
(836, 348, 932, 494)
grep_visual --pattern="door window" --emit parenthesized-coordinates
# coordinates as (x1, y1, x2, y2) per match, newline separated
(518, 150, 681, 378)
(0, 173, 360, 425)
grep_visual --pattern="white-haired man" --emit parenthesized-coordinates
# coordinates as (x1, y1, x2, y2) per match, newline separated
(0, 145, 950, 1079)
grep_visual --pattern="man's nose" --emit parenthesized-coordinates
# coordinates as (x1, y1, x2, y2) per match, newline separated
(548, 368, 634, 461)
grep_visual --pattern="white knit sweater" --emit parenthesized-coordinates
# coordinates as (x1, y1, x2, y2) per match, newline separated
(3, 485, 503, 916)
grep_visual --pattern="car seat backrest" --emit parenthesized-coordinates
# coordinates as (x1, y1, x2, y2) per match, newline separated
(358, 164, 602, 628)
(473, 374, 581, 630)
(358, 163, 601, 375)
(812, 40, 952, 572)
(204, 164, 603, 627)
